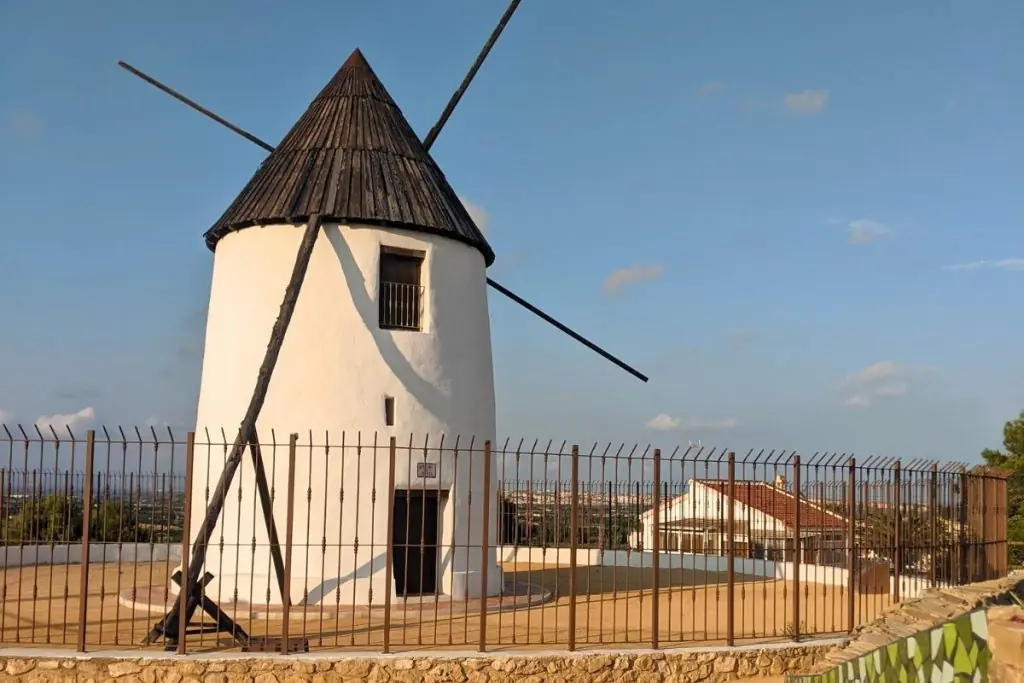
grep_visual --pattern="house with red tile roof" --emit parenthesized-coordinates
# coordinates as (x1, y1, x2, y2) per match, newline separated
(636, 476, 848, 565)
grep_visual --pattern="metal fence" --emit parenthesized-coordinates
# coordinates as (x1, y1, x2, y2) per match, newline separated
(0, 425, 1009, 654)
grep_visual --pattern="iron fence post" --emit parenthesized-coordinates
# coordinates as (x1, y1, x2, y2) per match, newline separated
(929, 463, 938, 588)
(847, 457, 856, 634)
(792, 454, 801, 642)
(726, 451, 736, 646)
(479, 440, 492, 653)
(980, 472, 989, 580)
(999, 476, 1009, 577)
(959, 466, 968, 584)
(76, 429, 96, 652)
(893, 460, 902, 603)
(280, 433, 298, 655)
(383, 436, 397, 654)
(177, 432, 195, 655)
(568, 444, 579, 651)
(651, 448, 661, 649)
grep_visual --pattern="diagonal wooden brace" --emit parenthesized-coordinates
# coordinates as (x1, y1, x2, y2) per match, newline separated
(144, 215, 322, 649)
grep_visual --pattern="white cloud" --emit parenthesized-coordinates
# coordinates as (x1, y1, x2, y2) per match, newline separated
(603, 264, 664, 295)
(646, 414, 739, 431)
(6, 109, 42, 140)
(942, 259, 1024, 272)
(845, 360, 903, 385)
(845, 395, 871, 408)
(646, 413, 681, 431)
(784, 89, 829, 115)
(459, 196, 490, 234)
(0, 409, 12, 424)
(145, 416, 170, 428)
(847, 219, 890, 245)
(842, 362, 924, 408)
(35, 406, 95, 433)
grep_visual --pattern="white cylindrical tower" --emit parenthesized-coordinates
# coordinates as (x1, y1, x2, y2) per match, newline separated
(187, 49, 501, 608)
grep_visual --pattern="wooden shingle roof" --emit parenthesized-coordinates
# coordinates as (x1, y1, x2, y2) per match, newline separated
(204, 49, 495, 265)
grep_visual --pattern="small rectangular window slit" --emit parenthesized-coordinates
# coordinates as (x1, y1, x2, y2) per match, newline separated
(384, 396, 395, 426)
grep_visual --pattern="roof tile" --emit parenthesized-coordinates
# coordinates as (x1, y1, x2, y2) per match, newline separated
(698, 480, 845, 529)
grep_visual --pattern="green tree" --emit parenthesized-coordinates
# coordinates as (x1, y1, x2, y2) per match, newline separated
(859, 506, 957, 579)
(1, 493, 151, 544)
(2, 494, 83, 543)
(90, 499, 146, 543)
(982, 409, 1024, 564)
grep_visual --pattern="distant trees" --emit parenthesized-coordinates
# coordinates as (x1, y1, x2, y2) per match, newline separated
(857, 505, 957, 578)
(499, 498, 640, 549)
(0, 493, 168, 544)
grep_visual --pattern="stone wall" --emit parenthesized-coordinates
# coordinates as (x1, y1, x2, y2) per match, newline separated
(0, 645, 835, 683)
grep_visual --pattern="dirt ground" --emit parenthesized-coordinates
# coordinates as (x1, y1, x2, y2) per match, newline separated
(0, 561, 893, 652)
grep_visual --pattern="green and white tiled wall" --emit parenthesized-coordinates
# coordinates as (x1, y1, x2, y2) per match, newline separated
(786, 608, 991, 683)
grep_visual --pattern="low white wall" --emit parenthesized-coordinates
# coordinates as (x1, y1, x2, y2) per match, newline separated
(0, 543, 182, 567)
(497, 546, 927, 600)
(0, 542, 933, 603)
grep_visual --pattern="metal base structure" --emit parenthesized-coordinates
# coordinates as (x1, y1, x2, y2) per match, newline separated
(143, 428, 292, 652)
(145, 571, 310, 654)
(145, 571, 251, 651)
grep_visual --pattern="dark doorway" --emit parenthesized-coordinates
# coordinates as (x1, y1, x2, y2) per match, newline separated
(392, 490, 440, 596)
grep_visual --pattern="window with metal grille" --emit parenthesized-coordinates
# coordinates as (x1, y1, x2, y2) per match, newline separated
(378, 247, 424, 331)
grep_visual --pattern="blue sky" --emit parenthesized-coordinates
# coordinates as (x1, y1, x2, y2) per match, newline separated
(0, 0, 1021, 462)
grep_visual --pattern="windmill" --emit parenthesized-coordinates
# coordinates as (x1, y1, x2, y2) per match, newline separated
(119, 1, 649, 651)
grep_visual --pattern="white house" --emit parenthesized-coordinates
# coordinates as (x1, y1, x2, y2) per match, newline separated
(637, 476, 847, 565)
(191, 49, 502, 607)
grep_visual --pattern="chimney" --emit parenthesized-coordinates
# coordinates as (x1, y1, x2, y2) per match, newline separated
(774, 474, 787, 490)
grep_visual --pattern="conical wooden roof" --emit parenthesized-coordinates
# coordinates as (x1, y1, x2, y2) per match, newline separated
(204, 49, 494, 265)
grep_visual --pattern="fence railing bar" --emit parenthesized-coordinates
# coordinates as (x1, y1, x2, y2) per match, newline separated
(280, 433, 298, 655)
(792, 453, 802, 642)
(479, 440, 492, 653)
(176, 432, 195, 655)
(76, 429, 96, 653)
(651, 448, 661, 649)
(568, 444, 579, 652)
(847, 456, 856, 634)
(726, 450, 736, 646)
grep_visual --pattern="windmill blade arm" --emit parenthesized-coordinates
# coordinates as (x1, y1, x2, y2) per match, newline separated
(116, 52, 649, 384)
(486, 277, 649, 383)
(422, 0, 522, 151)
(117, 61, 276, 153)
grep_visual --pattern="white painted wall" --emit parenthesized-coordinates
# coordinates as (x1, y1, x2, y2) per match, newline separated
(192, 221, 501, 606)
(0, 543, 181, 567)
(496, 546, 928, 600)
(636, 480, 842, 551)
(637, 481, 788, 550)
